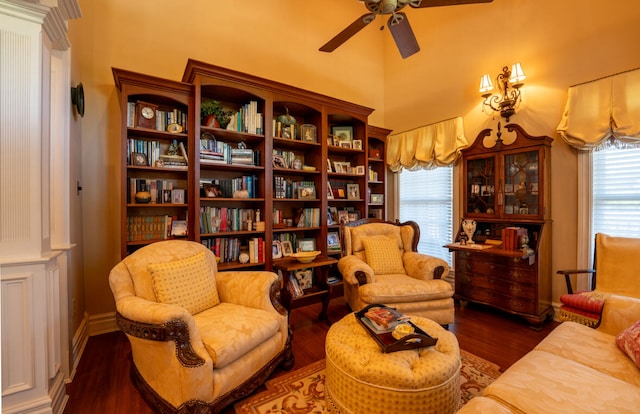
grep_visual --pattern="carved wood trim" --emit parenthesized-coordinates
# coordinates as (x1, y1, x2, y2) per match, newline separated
(116, 313, 205, 367)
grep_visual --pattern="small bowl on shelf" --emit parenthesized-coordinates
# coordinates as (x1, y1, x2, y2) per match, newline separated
(291, 251, 321, 263)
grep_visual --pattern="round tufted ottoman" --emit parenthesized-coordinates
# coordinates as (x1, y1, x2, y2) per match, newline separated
(325, 313, 461, 414)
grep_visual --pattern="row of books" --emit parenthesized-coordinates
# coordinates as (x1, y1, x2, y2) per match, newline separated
(129, 178, 186, 204)
(274, 177, 315, 199)
(200, 137, 259, 166)
(502, 226, 527, 250)
(199, 207, 257, 234)
(296, 207, 321, 228)
(201, 176, 259, 199)
(286, 274, 304, 298)
(127, 139, 187, 168)
(127, 102, 188, 132)
(201, 237, 265, 263)
(126, 215, 186, 241)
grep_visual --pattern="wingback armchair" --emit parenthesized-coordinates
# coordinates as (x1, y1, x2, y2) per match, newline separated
(338, 219, 454, 325)
(557, 233, 640, 327)
(109, 240, 293, 413)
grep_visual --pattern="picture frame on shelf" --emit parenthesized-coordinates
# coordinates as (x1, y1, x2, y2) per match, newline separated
(329, 206, 339, 223)
(327, 232, 341, 251)
(338, 210, 349, 224)
(272, 154, 287, 169)
(332, 126, 353, 141)
(172, 189, 185, 204)
(300, 124, 317, 143)
(356, 165, 365, 175)
(327, 181, 334, 199)
(336, 187, 346, 198)
(298, 186, 316, 199)
(327, 136, 333, 146)
(281, 240, 293, 257)
(297, 238, 316, 252)
(348, 211, 360, 222)
(339, 140, 352, 149)
(352, 140, 362, 150)
(333, 161, 350, 173)
(370, 194, 384, 204)
(346, 184, 360, 200)
(272, 240, 283, 259)
(131, 152, 148, 166)
(327, 159, 333, 172)
(294, 269, 313, 289)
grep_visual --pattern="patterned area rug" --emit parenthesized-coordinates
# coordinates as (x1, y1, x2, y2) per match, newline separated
(235, 350, 501, 414)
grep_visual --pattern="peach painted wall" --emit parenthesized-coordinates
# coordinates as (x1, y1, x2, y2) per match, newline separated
(68, 0, 640, 323)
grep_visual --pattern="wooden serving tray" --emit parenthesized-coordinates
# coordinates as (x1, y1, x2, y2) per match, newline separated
(355, 304, 438, 353)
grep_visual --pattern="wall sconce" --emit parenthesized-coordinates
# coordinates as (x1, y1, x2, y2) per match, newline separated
(479, 63, 526, 122)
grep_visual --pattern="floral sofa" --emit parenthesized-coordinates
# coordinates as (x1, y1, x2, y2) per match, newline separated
(457, 294, 640, 413)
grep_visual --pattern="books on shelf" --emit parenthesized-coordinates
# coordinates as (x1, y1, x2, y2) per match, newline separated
(501, 227, 527, 250)
(200, 176, 258, 199)
(127, 101, 188, 133)
(199, 207, 257, 233)
(200, 236, 264, 264)
(127, 215, 176, 241)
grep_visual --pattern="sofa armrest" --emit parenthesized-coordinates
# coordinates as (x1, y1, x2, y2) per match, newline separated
(403, 252, 449, 281)
(115, 295, 209, 368)
(338, 255, 375, 286)
(597, 294, 640, 336)
(215, 271, 284, 314)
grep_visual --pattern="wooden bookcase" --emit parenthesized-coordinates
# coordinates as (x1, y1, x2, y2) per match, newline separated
(366, 125, 391, 221)
(112, 68, 196, 259)
(447, 123, 553, 328)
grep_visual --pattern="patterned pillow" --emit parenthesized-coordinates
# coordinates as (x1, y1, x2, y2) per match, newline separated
(616, 320, 640, 368)
(148, 251, 220, 315)
(363, 235, 405, 275)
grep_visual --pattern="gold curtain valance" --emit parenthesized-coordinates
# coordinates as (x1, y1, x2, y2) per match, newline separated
(557, 68, 640, 150)
(386, 117, 468, 172)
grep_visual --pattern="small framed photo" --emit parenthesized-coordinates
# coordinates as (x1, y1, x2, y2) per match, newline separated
(298, 186, 316, 199)
(297, 238, 316, 252)
(352, 140, 363, 150)
(348, 211, 360, 222)
(327, 181, 334, 199)
(339, 140, 352, 149)
(131, 152, 148, 166)
(333, 161, 350, 173)
(370, 194, 384, 204)
(172, 189, 185, 204)
(294, 269, 313, 289)
(272, 154, 287, 169)
(329, 206, 338, 223)
(338, 210, 349, 224)
(333, 161, 343, 173)
(337, 188, 346, 199)
(356, 165, 365, 175)
(272, 240, 283, 259)
(327, 232, 341, 251)
(332, 126, 353, 141)
(300, 124, 317, 143)
(281, 240, 293, 256)
(327, 136, 333, 146)
(346, 184, 360, 200)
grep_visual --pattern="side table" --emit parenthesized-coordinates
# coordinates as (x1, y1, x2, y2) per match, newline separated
(273, 255, 338, 323)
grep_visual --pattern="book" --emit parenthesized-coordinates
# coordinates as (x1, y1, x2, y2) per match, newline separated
(364, 307, 403, 329)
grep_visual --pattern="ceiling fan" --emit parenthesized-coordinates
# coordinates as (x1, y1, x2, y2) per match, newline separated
(319, 0, 494, 59)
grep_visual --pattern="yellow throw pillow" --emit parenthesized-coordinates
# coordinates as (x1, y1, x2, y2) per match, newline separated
(363, 235, 405, 275)
(148, 251, 220, 315)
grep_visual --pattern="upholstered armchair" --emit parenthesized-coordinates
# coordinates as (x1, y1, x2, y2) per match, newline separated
(557, 233, 640, 327)
(338, 219, 454, 325)
(109, 240, 293, 413)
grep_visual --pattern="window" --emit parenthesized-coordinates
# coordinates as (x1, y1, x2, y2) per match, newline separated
(398, 166, 453, 266)
(592, 146, 640, 238)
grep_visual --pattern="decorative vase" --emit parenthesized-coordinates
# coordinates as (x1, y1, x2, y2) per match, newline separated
(461, 219, 477, 244)
(202, 114, 219, 128)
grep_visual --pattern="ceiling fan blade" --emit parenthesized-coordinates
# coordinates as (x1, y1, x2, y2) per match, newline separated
(411, 0, 493, 8)
(319, 13, 376, 53)
(387, 12, 420, 59)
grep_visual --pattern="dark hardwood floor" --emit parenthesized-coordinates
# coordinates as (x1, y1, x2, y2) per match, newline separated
(64, 298, 558, 413)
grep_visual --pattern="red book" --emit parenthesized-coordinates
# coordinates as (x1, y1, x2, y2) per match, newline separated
(257, 237, 264, 262)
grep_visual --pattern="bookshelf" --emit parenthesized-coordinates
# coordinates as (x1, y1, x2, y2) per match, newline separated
(113, 68, 195, 258)
(366, 125, 391, 221)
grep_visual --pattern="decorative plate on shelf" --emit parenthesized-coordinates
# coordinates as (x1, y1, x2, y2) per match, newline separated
(290, 251, 321, 263)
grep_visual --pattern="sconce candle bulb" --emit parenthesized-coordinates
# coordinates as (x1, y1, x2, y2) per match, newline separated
(479, 63, 525, 122)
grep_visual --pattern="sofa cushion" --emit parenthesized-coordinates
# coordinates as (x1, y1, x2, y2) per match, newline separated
(148, 251, 220, 315)
(482, 350, 640, 414)
(617, 320, 640, 368)
(359, 274, 453, 303)
(193, 302, 281, 368)
(535, 321, 640, 387)
(363, 235, 405, 275)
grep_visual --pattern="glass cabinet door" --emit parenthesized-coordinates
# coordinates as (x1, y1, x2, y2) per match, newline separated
(465, 155, 496, 215)
(503, 150, 540, 217)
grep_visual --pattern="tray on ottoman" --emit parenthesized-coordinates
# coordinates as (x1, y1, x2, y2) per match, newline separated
(355, 304, 438, 353)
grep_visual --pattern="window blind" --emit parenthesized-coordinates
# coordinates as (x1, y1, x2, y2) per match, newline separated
(399, 166, 453, 266)
(592, 147, 640, 238)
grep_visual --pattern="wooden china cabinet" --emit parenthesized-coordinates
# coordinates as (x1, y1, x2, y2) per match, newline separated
(447, 123, 553, 328)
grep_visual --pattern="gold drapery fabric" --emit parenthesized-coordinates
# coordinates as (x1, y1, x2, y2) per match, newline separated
(386, 117, 468, 172)
(557, 68, 640, 150)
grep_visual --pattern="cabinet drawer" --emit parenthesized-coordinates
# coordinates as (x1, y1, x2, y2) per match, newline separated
(458, 285, 537, 315)
(456, 272, 536, 301)
(456, 257, 537, 284)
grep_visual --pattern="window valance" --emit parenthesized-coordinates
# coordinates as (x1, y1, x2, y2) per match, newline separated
(386, 117, 468, 172)
(557, 68, 640, 150)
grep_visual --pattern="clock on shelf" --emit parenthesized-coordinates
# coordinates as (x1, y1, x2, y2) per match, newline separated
(135, 101, 158, 129)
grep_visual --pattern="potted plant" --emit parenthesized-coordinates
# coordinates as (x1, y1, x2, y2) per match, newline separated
(200, 99, 233, 128)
